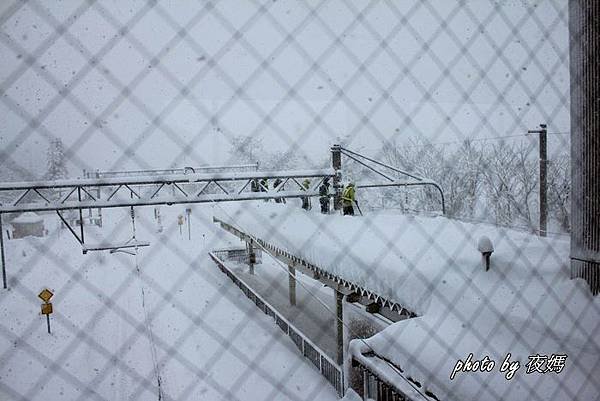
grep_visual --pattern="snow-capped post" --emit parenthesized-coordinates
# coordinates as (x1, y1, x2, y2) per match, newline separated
(0, 213, 6, 289)
(331, 144, 342, 211)
(288, 264, 296, 306)
(477, 236, 494, 271)
(186, 207, 192, 240)
(527, 124, 548, 237)
(569, 0, 600, 295)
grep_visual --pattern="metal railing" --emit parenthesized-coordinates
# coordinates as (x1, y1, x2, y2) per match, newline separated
(209, 251, 345, 397)
(352, 358, 413, 401)
(83, 163, 260, 179)
(212, 247, 262, 265)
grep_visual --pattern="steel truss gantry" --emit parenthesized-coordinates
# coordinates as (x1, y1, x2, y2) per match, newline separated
(0, 168, 335, 288)
(0, 145, 445, 290)
(0, 169, 334, 214)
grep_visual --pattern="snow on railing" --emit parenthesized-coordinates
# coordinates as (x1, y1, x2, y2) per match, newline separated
(209, 251, 345, 397)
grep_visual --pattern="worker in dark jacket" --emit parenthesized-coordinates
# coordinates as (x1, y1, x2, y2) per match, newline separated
(273, 178, 286, 203)
(319, 177, 330, 214)
(260, 178, 269, 201)
(342, 182, 356, 216)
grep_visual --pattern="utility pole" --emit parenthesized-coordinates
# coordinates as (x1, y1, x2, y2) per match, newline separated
(528, 124, 547, 237)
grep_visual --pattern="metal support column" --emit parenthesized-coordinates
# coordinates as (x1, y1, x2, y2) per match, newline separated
(331, 144, 342, 211)
(528, 124, 548, 236)
(248, 241, 255, 275)
(335, 289, 344, 365)
(570, 0, 600, 295)
(77, 187, 85, 244)
(0, 213, 6, 289)
(539, 125, 548, 237)
(288, 264, 296, 306)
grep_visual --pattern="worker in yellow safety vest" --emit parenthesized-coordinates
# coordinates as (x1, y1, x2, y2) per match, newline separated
(342, 183, 356, 216)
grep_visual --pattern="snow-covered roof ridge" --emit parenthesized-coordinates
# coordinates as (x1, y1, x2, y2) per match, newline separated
(11, 212, 44, 224)
(353, 281, 600, 401)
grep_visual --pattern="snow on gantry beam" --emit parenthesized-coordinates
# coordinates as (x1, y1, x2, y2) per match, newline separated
(0, 190, 321, 213)
(0, 168, 335, 213)
(0, 169, 335, 191)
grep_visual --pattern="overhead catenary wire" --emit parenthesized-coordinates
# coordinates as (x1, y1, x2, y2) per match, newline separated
(368, 132, 569, 151)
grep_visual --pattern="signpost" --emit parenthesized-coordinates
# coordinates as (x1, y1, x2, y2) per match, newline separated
(177, 215, 184, 237)
(38, 288, 54, 334)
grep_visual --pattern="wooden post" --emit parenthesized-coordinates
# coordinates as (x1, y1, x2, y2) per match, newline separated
(335, 289, 344, 365)
(288, 264, 296, 306)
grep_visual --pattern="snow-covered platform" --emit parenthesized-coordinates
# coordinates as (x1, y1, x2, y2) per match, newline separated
(213, 201, 600, 401)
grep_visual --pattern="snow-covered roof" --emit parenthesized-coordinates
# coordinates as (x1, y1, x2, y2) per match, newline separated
(213, 202, 571, 316)
(351, 278, 600, 401)
(11, 212, 44, 224)
(213, 202, 599, 401)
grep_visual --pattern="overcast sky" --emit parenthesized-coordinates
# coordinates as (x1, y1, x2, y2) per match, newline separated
(0, 0, 569, 178)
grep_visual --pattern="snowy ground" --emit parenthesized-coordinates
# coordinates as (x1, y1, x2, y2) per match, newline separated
(0, 204, 338, 401)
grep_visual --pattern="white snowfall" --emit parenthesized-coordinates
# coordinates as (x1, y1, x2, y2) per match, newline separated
(0, 205, 338, 401)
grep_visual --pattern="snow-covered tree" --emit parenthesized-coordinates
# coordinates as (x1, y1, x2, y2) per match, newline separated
(378, 136, 571, 233)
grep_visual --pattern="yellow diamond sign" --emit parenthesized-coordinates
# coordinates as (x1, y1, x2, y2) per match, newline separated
(38, 288, 53, 303)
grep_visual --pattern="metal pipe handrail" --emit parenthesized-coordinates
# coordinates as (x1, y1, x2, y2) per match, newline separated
(357, 181, 446, 215)
(89, 163, 260, 178)
(209, 251, 343, 370)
